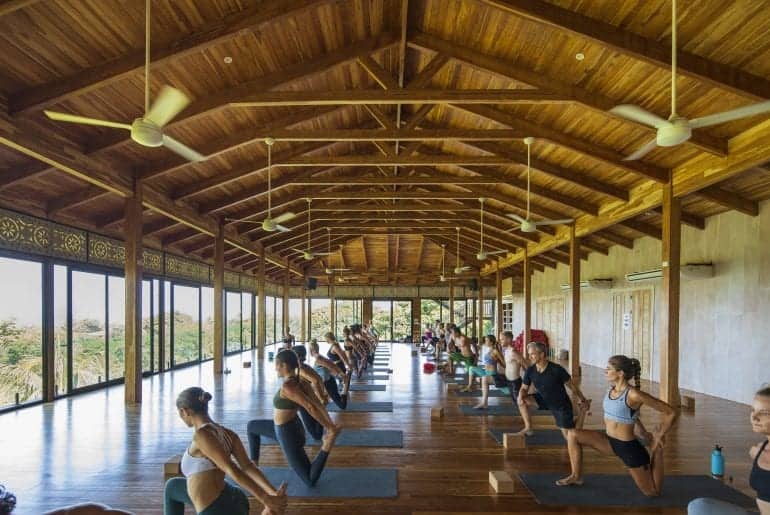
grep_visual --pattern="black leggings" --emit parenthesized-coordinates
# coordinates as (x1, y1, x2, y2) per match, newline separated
(324, 377, 347, 409)
(247, 417, 329, 487)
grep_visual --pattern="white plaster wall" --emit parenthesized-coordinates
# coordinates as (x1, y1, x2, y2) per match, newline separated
(512, 200, 770, 405)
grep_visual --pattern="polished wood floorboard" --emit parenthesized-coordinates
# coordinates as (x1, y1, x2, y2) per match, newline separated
(0, 343, 757, 514)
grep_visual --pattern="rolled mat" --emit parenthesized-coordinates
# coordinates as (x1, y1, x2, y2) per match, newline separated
(487, 428, 566, 446)
(328, 401, 393, 412)
(261, 429, 402, 448)
(518, 473, 755, 508)
(459, 405, 551, 417)
(260, 468, 398, 498)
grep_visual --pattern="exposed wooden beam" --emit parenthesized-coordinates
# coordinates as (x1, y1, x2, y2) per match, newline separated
(403, 105, 434, 131)
(46, 186, 109, 216)
(595, 230, 634, 249)
(416, 236, 425, 272)
(408, 53, 450, 90)
(478, 0, 770, 101)
(252, 128, 529, 141)
(306, 201, 475, 211)
(274, 154, 561, 167)
(653, 207, 705, 230)
(620, 219, 661, 240)
(0, 0, 42, 17)
(363, 105, 397, 130)
(8, 0, 336, 115)
(231, 89, 569, 107)
(696, 185, 759, 217)
(579, 238, 609, 255)
(358, 55, 399, 90)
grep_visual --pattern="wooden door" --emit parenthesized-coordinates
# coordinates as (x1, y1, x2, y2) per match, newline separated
(612, 288, 653, 379)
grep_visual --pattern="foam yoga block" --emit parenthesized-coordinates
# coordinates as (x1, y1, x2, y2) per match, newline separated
(518, 473, 756, 508)
(260, 468, 398, 498)
(431, 407, 444, 419)
(488, 471, 514, 493)
(164, 455, 181, 475)
(327, 401, 392, 412)
(261, 429, 403, 448)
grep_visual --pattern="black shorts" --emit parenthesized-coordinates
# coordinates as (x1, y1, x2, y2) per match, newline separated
(607, 435, 650, 468)
(532, 393, 575, 429)
(508, 377, 522, 398)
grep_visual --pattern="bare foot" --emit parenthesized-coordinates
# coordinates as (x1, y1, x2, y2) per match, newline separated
(512, 427, 534, 437)
(472, 402, 487, 410)
(555, 475, 583, 486)
(460, 386, 473, 393)
(343, 372, 352, 394)
(321, 424, 341, 451)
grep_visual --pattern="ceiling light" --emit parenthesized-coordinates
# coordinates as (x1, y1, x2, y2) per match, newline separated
(575, 52, 585, 61)
(223, 56, 233, 64)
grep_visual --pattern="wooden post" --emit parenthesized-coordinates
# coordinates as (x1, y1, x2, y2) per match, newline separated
(523, 248, 531, 345)
(660, 181, 681, 405)
(257, 246, 266, 358)
(282, 259, 289, 339)
(362, 298, 372, 326)
(449, 283, 455, 324)
(124, 180, 143, 403)
(301, 278, 307, 341)
(42, 261, 55, 402)
(412, 297, 421, 343)
(213, 220, 225, 374)
(569, 224, 581, 377)
(329, 278, 336, 332)
(496, 267, 503, 335)
(477, 276, 484, 340)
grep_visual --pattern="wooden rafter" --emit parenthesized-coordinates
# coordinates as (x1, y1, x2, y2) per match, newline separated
(249, 128, 529, 141)
(695, 185, 759, 217)
(620, 219, 661, 240)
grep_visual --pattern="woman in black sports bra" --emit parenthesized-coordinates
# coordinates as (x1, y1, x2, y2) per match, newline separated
(688, 385, 770, 515)
(325, 331, 352, 374)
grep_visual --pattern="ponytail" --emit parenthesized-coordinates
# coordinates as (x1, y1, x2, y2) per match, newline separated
(609, 355, 642, 389)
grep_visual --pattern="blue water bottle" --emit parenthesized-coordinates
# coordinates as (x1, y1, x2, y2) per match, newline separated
(711, 444, 724, 479)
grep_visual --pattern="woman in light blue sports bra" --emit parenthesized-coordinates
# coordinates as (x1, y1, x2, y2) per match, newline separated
(164, 387, 287, 515)
(465, 335, 505, 409)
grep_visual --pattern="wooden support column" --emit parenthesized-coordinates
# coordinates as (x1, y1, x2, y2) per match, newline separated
(660, 181, 682, 405)
(301, 279, 307, 341)
(496, 267, 503, 334)
(523, 248, 532, 345)
(412, 298, 421, 343)
(330, 278, 336, 333)
(124, 180, 143, 403)
(257, 246, 266, 358)
(282, 259, 290, 337)
(569, 224, 581, 377)
(42, 261, 55, 402)
(213, 220, 225, 374)
(449, 283, 455, 324)
(362, 298, 372, 326)
(477, 276, 484, 339)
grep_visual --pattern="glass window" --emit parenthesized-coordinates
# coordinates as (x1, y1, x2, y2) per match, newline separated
(54, 265, 68, 396)
(265, 296, 275, 344)
(173, 284, 200, 365)
(482, 299, 495, 337)
(226, 291, 241, 353)
(453, 298, 467, 332)
(288, 298, 303, 339)
(275, 298, 283, 344)
(335, 299, 360, 336)
(242, 292, 252, 350)
(0, 257, 43, 408)
(309, 298, 330, 341)
(163, 281, 171, 370)
(372, 300, 391, 341)
(392, 300, 412, 342)
(421, 299, 443, 330)
(72, 271, 106, 389)
(141, 280, 152, 373)
(201, 287, 214, 359)
(107, 276, 125, 380)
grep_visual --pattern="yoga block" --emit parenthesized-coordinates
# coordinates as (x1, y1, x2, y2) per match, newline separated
(431, 407, 444, 419)
(489, 470, 514, 493)
(681, 395, 695, 411)
(531, 415, 555, 427)
(164, 454, 181, 476)
(411, 349, 418, 356)
(445, 382, 461, 392)
(503, 433, 526, 449)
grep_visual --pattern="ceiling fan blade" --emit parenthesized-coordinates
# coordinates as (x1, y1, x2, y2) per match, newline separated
(486, 250, 508, 255)
(610, 104, 670, 129)
(273, 212, 296, 224)
(162, 135, 206, 162)
(275, 224, 291, 233)
(506, 213, 526, 223)
(225, 217, 261, 224)
(535, 219, 574, 226)
(290, 248, 305, 254)
(44, 111, 131, 130)
(145, 86, 190, 127)
(623, 137, 658, 161)
(689, 100, 770, 129)
(314, 252, 334, 256)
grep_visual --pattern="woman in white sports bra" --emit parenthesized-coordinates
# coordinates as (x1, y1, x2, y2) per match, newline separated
(164, 387, 288, 515)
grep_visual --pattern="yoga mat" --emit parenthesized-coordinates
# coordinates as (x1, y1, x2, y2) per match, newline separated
(371, 367, 390, 373)
(262, 429, 402, 448)
(349, 384, 386, 391)
(488, 428, 566, 446)
(518, 473, 755, 508)
(453, 389, 510, 397)
(328, 401, 393, 412)
(261, 467, 398, 498)
(356, 374, 389, 380)
(459, 405, 551, 417)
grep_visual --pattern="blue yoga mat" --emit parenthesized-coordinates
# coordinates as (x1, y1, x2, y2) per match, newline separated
(454, 389, 510, 397)
(261, 467, 398, 498)
(356, 374, 389, 380)
(328, 401, 393, 412)
(459, 405, 551, 417)
(488, 428, 566, 446)
(262, 429, 402, 447)
(349, 384, 386, 391)
(519, 473, 755, 508)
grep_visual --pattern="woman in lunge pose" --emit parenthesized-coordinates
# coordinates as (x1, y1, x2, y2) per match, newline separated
(325, 331, 352, 375)
(465, 335, 505, 409)
(165, 387, 287, 515)
(246, 350, 341, 487)
(556, 355, 678, 497)
(308, 339, 351, 410)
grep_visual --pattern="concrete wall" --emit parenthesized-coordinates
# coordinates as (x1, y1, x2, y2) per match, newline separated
(509, 200, 770, 405)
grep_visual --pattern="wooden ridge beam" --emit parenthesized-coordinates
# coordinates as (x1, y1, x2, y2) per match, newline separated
(230, 89, 569, 107)
(481, 117, 770, 275)
(306, 201, 475, 211)
(249, 128, 528, 141)
(276, 154, 553, 167)
(478, 0, 770, 101)
(8, 0, 336, 115)
(696, 185, 759, 217)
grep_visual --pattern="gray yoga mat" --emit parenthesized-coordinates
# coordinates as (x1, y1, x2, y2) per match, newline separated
(371, 367, 390, 373)
(453, 389, 510, 397)
(356, 374, 389, 380)
(459, 405, 551, 417)
(328, 401, 393, 412)
(260, 467, 398, 498)
(518, 473, 755, 508)
(488, 428, 566, 446)
(349, 384, 386, 391)
(262, 429, 402, 447)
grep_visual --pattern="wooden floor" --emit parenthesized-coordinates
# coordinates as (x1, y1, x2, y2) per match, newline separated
(0, 343, 756, 514)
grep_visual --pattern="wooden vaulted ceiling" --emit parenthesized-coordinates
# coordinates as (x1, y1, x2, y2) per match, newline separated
(1, 0, 770, 286)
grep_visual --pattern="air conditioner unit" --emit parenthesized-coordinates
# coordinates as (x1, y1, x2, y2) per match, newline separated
(560, 278, 614, 291)
(625, 268, 662, 282)
(625, 263, 714, 282)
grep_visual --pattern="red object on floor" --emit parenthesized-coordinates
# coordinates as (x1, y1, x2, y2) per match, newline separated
(423, 362, 436, 373)
(513, 330, 549, 354)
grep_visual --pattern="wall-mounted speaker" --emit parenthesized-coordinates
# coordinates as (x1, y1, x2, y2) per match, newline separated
(306, 277, 318, 290)
(468, 278, 479, 291)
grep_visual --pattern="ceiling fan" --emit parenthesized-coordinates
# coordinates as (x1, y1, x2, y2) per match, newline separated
(507, 137, 573, 233)
(323, 229, 350, 275)
(291, 198, 333, 260)
(44, 0, 205, 162)
(453, 227, 472, 275)
(225, 138, 296, 232)
(611, 0, 770, 161)
(438, 244, 455, 283)
(476, 197, 508, 260)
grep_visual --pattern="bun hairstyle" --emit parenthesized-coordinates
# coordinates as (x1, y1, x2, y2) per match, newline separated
(176, 387, 212, 414)
(609, 355, 642, 388)
(276, 349, 300, 377)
